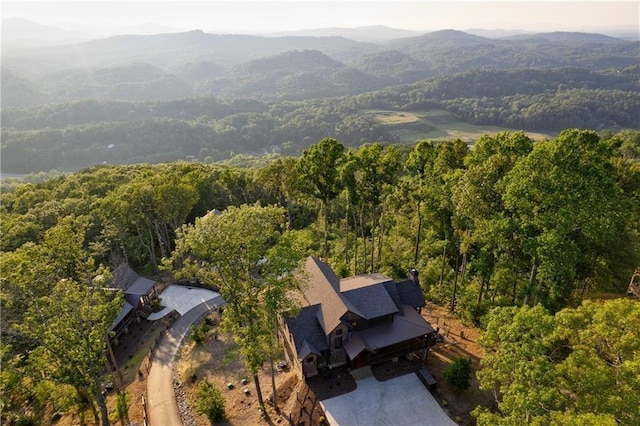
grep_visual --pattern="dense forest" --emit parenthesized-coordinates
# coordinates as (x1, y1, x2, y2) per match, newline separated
(2, 30, 639, 174)
(2, 129, 639, 424)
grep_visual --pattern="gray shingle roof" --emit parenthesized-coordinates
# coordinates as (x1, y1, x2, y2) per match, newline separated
(284, 304, 329, 359)
(353, 304, 435, 351)
(287, 258, 434, 366)
(110, 264, 156, 330)
(303, 257, 349, 333)
(383, 281, 403, 311)
(395, 279, 426, 308)
(302, 257, 427, 327)
(342, 285, 399, 320)
(111, 264, 155, 297)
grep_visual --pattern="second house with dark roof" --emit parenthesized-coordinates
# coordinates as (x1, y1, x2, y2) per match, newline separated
(280, 256, 437, 379)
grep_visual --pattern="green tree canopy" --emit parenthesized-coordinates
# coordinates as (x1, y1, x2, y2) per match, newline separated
(476, 299, 640, 425)
(296, 137, 345, 260)
(1, 216, 122, 426)
(169, 203, 301, 410)
(503, 129, 631, 309)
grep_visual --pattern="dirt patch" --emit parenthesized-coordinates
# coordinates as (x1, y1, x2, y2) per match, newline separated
(421, 302, 495, 425)
(175, 312, 299, 425)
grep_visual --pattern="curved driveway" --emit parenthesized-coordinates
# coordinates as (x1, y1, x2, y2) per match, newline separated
(147, 286, 223, 426)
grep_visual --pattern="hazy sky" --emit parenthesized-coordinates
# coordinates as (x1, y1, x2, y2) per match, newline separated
(3, 1, 639, 34)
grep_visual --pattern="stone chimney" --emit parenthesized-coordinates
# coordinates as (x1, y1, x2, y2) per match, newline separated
(408, 268, 419, 287)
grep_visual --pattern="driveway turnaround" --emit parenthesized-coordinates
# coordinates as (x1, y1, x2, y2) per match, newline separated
(148, 285, 220, 320)
(147, 293, 224, 426)
(320, 374, 456, 426)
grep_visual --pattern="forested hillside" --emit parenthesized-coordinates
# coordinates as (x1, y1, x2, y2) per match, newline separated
(2, 29, 638, 174)
(2, 130, 639, 424)
(2, 64, 639, 174)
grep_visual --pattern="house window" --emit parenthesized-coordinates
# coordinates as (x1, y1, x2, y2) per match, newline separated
(306, 357, 314, 363)
(335, 328, 343, 336)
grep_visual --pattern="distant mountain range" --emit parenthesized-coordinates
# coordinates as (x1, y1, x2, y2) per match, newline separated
(1, 21, 638, 174)
(267, 25, 423, 42)
(2, 24, 637, 108)
(4, 18, 639, 45)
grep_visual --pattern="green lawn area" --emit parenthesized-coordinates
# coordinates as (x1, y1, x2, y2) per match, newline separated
(371, 110, 421, 125)
(364, 108, 552, 144)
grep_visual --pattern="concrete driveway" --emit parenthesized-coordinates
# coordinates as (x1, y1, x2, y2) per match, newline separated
(320, 374, 456, 426)
(148, 285, 220, 320)
(147, 296, 224, 426)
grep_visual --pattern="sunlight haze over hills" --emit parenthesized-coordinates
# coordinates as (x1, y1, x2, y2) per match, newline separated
(3, 1, 638, 40)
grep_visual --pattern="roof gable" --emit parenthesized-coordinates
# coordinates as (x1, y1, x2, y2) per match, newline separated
(111, 264, 155, 295)
(284, 304, 329, 359)
(395, 279, 426, 308)
(343, 284, 398, 319)
(302, 257, 349, 333)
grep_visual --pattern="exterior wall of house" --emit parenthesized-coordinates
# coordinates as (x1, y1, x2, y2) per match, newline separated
(357, 313, 394, 330)
(278, 318, 304, 379)
(327, 324, 348, 368)
(110, 310, 138, 345)
(302, 354, 318, 378)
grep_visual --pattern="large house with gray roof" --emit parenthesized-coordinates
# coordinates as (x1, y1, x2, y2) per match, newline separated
(280, 256, 436, 379)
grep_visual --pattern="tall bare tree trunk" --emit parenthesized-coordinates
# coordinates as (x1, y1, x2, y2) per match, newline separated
(370, 210, 376, 273)
(353, 210, 359, 275)
(439, 244, 447, 287)
(254, 374, 265, 412)
(270, 357, 278, 411)
(459, 252, 467, 288)
(360, 207, 367, 274)
(450, 250, 460, 312)
(344, 203, 350, 266)
(477, 276, 487, 307)
(323, 200, 329, 261)
(377, 209, 384, 271)
(414, 201, 422, 264)
(523, 261, 537, 306)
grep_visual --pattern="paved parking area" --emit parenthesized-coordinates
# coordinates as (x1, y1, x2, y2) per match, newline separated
(148, 285, 220, 320)
(320, 374, 456, 426)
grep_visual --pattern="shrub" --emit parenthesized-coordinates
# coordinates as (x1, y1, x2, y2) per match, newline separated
(116, 392, 129, 425)
(196, 380, 225, 423)
(190, 321, 210, 344)
(443, 357, 472, 390)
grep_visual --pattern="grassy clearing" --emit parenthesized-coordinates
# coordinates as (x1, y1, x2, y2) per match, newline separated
(371, 110, 421, 125)
(364, 108, 552, 144)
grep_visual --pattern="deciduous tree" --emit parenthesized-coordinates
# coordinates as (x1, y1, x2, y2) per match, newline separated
(476, 299, 640, 425)
(297, 138, 345, 260)
(169, 204, 299, 412)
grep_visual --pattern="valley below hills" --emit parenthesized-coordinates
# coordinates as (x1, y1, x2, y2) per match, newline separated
(1, 27, 639, 174)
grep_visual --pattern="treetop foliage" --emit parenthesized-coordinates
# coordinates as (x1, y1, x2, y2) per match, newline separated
(476, 299, 640, 425)
(1, 129, 638, 424)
